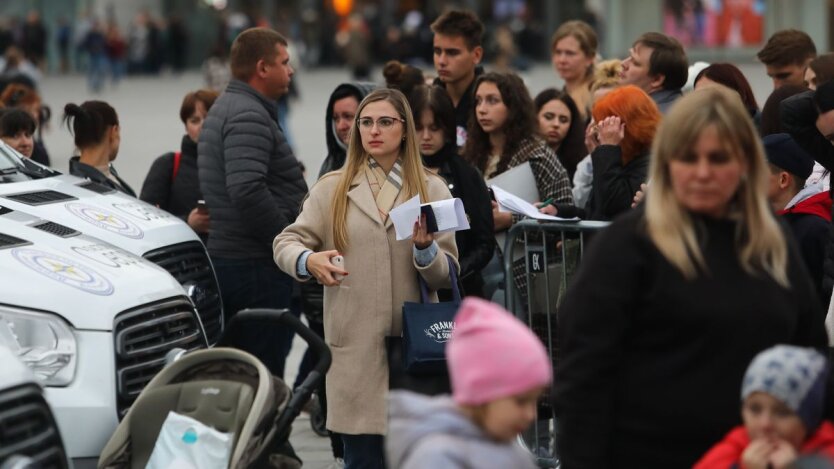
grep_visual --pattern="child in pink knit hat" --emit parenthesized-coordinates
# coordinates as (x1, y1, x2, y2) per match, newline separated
(386, 297, 552, 468)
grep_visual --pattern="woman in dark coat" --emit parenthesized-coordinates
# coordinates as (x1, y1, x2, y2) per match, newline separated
(140, 89, 218, 238)
(553, 87, 827, 469)
(409, 84, 494, 298)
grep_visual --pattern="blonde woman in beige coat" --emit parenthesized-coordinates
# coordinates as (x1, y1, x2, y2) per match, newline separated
(273, 88, 458, 469)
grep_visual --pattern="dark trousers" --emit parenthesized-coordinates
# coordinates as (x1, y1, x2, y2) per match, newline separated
(342, 434, 385, 469)
(212, 257, 295, 379)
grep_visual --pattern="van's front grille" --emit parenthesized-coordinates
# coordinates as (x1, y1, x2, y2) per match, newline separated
(113, 298, 206, 418)
(143, 242, 223, 344)
(0, 384, 69, 468)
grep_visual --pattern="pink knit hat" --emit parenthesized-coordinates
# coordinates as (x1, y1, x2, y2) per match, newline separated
(446, 297, 552, 405)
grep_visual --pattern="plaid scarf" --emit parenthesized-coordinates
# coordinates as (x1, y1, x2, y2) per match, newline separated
(365, 157, 404, 222)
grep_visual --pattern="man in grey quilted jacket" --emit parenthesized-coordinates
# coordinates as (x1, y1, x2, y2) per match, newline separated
(198, 27, 307, 378)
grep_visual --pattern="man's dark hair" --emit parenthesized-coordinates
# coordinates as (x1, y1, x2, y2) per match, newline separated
(634, 32, 688, 91)
(0, 108, 36, 138)
(430, 10, 484, 50)
(230, 28, 288, 82)
(757, 29, 816, 67)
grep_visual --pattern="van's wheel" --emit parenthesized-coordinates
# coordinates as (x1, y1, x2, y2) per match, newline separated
(309, 398, 328, 437)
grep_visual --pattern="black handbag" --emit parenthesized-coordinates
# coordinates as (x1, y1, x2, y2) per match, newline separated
(401, 255, 461, 374)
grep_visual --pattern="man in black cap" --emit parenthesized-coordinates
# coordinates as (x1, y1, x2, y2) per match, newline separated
(764, 133, 831, 301)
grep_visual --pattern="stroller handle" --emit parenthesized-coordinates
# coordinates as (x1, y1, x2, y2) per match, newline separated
(221, 308, 332, 377)
(221, 309, 332, 464)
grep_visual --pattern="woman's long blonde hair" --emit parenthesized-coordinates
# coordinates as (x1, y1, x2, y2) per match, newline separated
(645, 86, 789, 287)
(330, 88, 429, 252)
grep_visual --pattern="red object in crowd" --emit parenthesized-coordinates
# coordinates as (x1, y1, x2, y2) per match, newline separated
(693, 421, 834, 469)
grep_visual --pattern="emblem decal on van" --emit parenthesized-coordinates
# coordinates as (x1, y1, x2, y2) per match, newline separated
(12, 248, 115, 295)
(424, 321, 455, 344)
(65, 203, 144, 239)
(112, 202, 172, 221)
(71, 244, 141, 269)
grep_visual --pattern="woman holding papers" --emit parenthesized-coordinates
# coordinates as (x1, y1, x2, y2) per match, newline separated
(552, 87, 826, 468)
(273, 88, 458, 469)
(462, 71, 574, 232)
(409, 84, 494, 298)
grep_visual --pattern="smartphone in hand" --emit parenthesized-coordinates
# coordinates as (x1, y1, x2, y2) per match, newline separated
(330, 255, 345, 281)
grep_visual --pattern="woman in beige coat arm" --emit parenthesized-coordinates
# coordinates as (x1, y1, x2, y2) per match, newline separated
(273, 88, 458, 469)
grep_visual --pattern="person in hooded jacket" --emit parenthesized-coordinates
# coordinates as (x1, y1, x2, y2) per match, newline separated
(764, 133, 832, 305)
(318, 82, 376, 177)
(140, 89, 218, 240)
(386, 297, 550, 469)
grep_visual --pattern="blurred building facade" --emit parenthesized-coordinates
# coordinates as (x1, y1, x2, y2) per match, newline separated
(0, 0, 831, 72)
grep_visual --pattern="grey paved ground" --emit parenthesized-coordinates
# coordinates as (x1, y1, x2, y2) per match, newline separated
(36, 62, 771, 468)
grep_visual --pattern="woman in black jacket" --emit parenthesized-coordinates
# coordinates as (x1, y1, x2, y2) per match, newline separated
(140, 89, 218, 238)
(553, 87, 827, 469)
(408, 85, 494, 297)
(65, 100, 134, 196)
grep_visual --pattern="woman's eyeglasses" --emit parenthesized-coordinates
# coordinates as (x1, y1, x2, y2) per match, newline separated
(356, 116, 405, 131)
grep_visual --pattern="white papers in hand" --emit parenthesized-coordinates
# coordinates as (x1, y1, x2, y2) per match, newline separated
(390, 195, 421, 240)
(490, 185, 578, 221)
(389, 196, 471, 240)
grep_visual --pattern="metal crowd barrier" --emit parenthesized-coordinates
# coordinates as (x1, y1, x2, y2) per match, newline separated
(503, 219, 611, 469)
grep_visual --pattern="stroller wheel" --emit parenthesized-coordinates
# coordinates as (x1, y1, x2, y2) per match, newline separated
(309, 398, 329, 437)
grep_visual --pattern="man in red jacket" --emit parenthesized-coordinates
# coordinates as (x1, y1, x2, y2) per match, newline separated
(694, 345, 834, 469)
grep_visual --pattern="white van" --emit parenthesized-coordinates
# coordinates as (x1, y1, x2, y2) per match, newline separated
(0, 345, 70, 468)
(0, 142, 223, 467)
(0, 142, 223, 344)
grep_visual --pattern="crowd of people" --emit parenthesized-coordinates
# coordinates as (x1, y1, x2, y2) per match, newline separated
(5, 6, 834, 469)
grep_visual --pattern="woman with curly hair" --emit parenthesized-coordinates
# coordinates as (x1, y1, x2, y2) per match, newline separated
(463, 71, 573, 234)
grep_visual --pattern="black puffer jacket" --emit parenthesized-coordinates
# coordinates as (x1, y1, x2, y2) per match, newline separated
(198, 80, 308, 259)
(318, 82, 376, 178)
(140, 135, 201, 223)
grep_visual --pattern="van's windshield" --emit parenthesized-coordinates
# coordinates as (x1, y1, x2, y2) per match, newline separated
(0, 142, 59, 181)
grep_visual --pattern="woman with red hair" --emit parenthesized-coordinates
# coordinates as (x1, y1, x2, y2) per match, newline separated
(584, 85, 660, 220)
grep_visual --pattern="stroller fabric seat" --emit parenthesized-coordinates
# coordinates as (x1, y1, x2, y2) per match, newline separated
(128, 379, 255, 469)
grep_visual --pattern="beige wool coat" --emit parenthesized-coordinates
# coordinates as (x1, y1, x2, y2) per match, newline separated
(273, 168, 458, 435)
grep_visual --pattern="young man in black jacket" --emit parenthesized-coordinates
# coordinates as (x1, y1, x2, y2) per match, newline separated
(431, 10, 484, 147)
(198, 28, 307, 379)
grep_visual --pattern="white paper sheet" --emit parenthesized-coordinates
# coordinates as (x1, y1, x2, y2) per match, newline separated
(490, 185, 578, 221)
(390, 196, 471, 240)
(486, 162, 539, 203)
(426, 198, 471, 233)
(390, 195, 422, 240)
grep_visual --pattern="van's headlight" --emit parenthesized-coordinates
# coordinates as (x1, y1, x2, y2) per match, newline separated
(0, 308, 76, 386)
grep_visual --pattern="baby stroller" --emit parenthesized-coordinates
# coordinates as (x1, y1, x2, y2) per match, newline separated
(97, 309, 331, 468)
